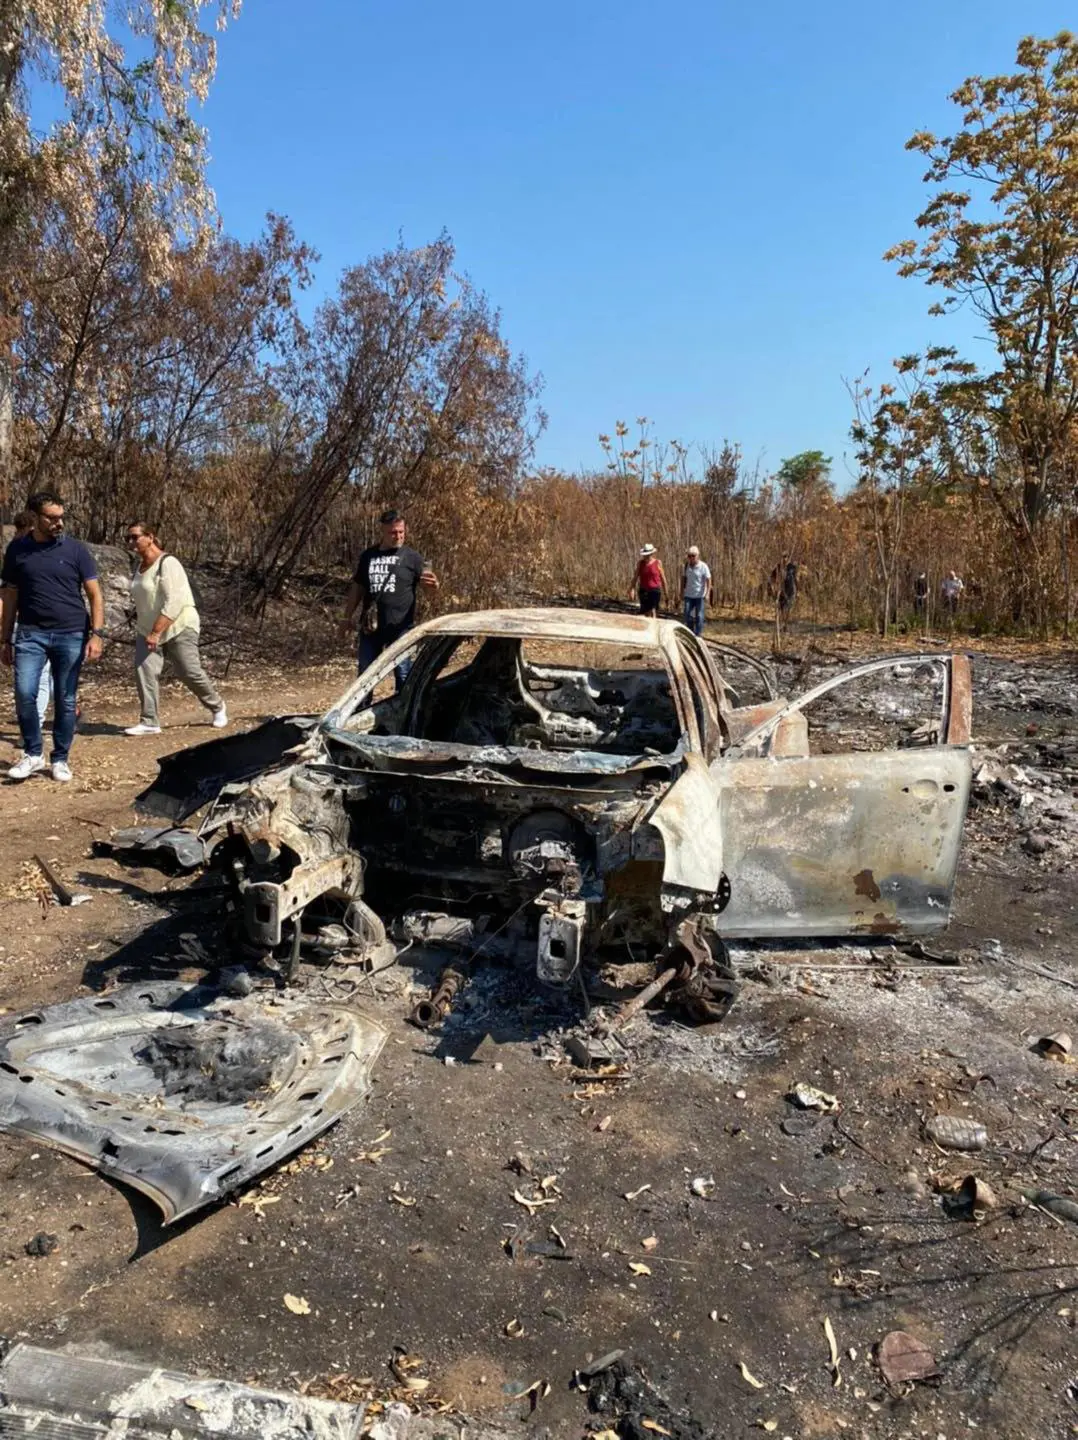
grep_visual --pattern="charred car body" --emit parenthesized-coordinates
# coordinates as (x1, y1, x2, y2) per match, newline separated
(0, 611, 974, 1223)
(138, 609, 974, 1009)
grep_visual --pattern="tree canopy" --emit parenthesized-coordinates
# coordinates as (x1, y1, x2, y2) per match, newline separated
(886, 31, 1078, 532)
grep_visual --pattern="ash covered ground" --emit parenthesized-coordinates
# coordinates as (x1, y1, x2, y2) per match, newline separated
(0, 639, 1077, 1440)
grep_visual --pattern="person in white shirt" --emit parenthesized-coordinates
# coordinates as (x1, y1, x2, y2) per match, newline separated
(122, 522, 227, 735)
(680, 546, 712, 635)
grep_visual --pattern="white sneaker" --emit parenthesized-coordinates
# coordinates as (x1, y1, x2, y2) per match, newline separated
(124, 723, 161, 736)
(8, 753, 45, 781)
(51, 760, 72, 783)
(211, 706, 228, 729)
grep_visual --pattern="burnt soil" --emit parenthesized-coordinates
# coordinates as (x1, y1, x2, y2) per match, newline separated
(1, 622, 1077, 1440)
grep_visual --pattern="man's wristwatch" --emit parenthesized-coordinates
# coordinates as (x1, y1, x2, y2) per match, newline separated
(91, 628, 105, 637)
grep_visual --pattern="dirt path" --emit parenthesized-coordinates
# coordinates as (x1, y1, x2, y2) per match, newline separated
(1, 640, 1077, 1439)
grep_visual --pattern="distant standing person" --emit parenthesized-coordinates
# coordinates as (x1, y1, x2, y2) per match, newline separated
(630, 544, 666, 617)
(0, 490, 104, 782)
(941, 570, 964, 622)
(914, 571, 928, 618)
(122, 522, 227, 735)
(779, 560, 799, 617)
(680, 545, 712, 636)
(341, 509, 439, 688)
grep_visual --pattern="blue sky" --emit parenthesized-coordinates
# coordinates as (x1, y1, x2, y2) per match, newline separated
(204, 0, 1072, 483)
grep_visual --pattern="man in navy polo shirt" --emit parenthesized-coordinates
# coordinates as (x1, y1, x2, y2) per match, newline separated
(0, 491, 105, 782)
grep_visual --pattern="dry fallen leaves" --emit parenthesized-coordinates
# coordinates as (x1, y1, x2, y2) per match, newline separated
(823, 1315, 842, 1388)
(641, 1235, 659, 1251)
(283, 1294, 311, 1315)
(641, 1421, 672, 1436)
(238, 1192, 281, 1219)
(739, 1361, 764, 1389)
(628, 1262, 652, 1276)
(513, 1188, 557, 1215)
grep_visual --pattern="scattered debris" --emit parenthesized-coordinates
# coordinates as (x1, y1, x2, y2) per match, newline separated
(624, 1183, 652, 1201)
(575, 1350, 627, 1381)
(566, 1033, 620, 1070)
(584, 1356, 709, 1440)
(1022, 1190, 1078, 1224)
(32, 854, 91, 907)
(410, 966, 468, 1030)
(503, 1378, 549, 1410)
(283, 1293, 311, 1315)
(877, 1331, 939, 1386)
(95, 825, 208, 872)
(739, 1362, 764, 1390)
(789, 1083, 839, 1113)
(953, 1175, 998, 1218)
(136, 1019, 293, 1105)
(218, 965, 254, 997)
(628, 1262, 652, 1276)
(24, 1232, 58, 1258)
(690, 1176, 715, 1198)
(925, 1113, 988, 1151)
(1033, 1032, 1072, 1061)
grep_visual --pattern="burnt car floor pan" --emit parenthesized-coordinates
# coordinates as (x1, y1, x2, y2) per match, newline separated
(0, 982, 386, 1224)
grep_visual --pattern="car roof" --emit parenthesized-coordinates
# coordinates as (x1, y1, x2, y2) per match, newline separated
(413, 607, 682, 647)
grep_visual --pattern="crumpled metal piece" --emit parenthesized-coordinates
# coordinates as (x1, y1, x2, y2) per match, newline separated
(0, 982, 386, 1223)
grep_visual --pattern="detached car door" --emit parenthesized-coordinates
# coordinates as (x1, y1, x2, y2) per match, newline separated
(713, 655, 972, 939)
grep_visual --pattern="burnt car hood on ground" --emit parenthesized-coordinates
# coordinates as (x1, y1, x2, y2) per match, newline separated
(0, 982, 386, 1223)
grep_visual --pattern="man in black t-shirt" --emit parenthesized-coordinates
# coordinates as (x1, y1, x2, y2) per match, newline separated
(341, 509, 438, 687)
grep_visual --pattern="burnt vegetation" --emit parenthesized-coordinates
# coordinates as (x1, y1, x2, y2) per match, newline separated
(3, 21, 1078, 639)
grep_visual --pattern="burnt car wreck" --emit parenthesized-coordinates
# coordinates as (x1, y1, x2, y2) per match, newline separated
(0, 609, 974, 1221)
(137, 609, 973, 1020)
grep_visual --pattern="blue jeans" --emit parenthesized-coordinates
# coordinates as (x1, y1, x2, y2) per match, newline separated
(14, 627, 86, 761)
(683, 596, 706, 635)
(358, 619, 413, 692)
(14, 624, 52, 723)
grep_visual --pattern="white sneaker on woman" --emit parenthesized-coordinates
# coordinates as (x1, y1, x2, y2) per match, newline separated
(212, 706, 228, 728)
(8, 753, 45, 781)
(124, 723, 161, 736)
(51, 760, 72, 783)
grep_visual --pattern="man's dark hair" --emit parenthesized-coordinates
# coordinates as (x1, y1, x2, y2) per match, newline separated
(379, 508, 401, 525)
(27, 490, 64, 515)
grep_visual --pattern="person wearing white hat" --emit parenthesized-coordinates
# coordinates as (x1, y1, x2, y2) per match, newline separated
(629, 543, 667, 617)
(680, 545, 712, 635)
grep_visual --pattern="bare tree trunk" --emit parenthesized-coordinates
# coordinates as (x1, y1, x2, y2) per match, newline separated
(1062, 507, 1071, 642)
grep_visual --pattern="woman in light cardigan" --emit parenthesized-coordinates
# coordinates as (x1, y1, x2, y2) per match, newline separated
(122, 522, 227, 735)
